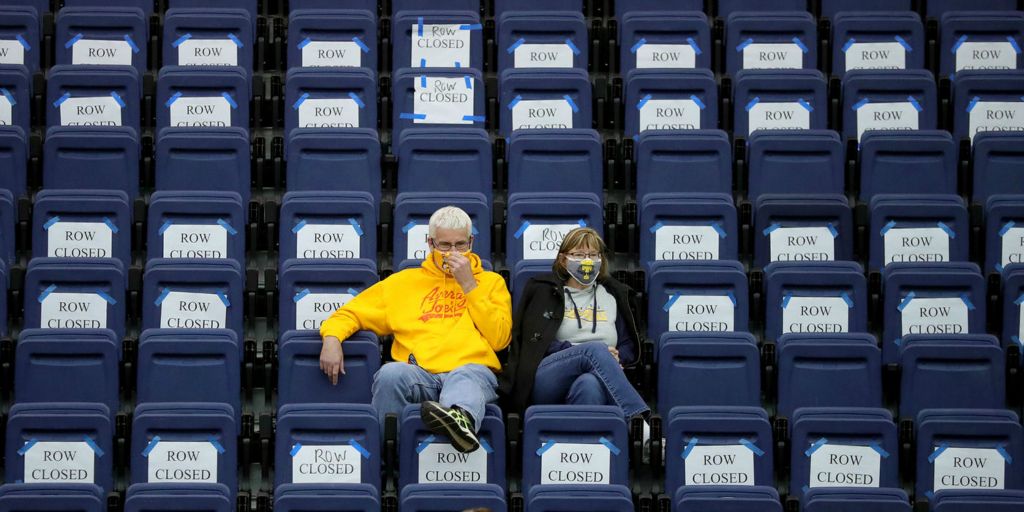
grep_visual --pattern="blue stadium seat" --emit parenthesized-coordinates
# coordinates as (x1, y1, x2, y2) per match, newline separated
(274, 484, 379, 512)
(64, 0, 153, 16)
(0, 9, 40, 73)
(899, 334, 1004, 420)
(155, 127, 251, 210)
(673, 486, 782, 512)
(32, 190, 131, 268)
(511, 260, 551, 310)
(400, 484, 506, 512)
(498, 68, 592, 136)
(43, 126, 139, 199)
(657, 333, 760, 409)
(831, 12, 924, 76)
(916, 409, 1023, 500)
(137, 329, 241, 422)
(951, 70, 1024, 145)
(147, 191, 246, 265)
(869, 195, 969, 271)
(986, 196, 1024, 273)
(624, 69, 718, 137)
(527, 485, 633, 511)
(124, 483, 234, 512)
(278, 259, 378, 335)
(0, 188, 14, 266)
(141, 259, 244, 340)
(614, 0, 702, 18)
(280, 191, 377, 261)
(0, 0, 48, 17)
(130, 403, 237, 495)
(777, 333, 881, 419)
(163, 8, 252, 71)
(5, 403, 114, 493)
(522, 405, 628, 496)
(508, 129, 601, 197)
(275, 404, 380, 489)
(747, 130, 844, 200)
(497, 11, 587, 71)
(15, 329, 120, 416)
(0, 260, 7, 336)
(285, 129, 380, 201)
(1003, 264, 1024, 348)
(635, 130, 732, 200)
(802, 488, 911, 512)
(664, 407, 773, 491)
(496, 0, 581, 16)
(168, 0, 256, 21)
(505, 192, 603, 267)
(717, 0, 805, 16)
(0, 483, 106, 512)
(939, 11, 1024, 79)
(881, 262, 986, 365)
(397, 128, 492, 202)
(287, 9, 377, 70)
(841, 70, 937, 141)
(24, 258, 126, 339)
(0, 64, 31, 134)
(927, 0, 1019, 17)
(46, 65, 140, 132)
(56, 6, 147, 75)
(619, 12, 711, 73)
(646, 260, 749, 341)
(733, 70, 828, 137)
(790, 408, 899, 499)
(822, 0, 912, 17)
(859, 131, 957, 200)
(639, 193, 737, 264)
(0, 126, 27, 198)
(399, 404, 505, 488)
(764, 262, 868, 342)
(726, 12, 816, 75)
(392, 68, 485, 141)
(932, 490, 1024, 511)
(391, 10, 483, 71)
(277, 330, 380, 407)
(285, 68, 376, 133)
(156, 66, 250, 130)
(392, 191, 491, 269)
(973, 133, 1024, 203)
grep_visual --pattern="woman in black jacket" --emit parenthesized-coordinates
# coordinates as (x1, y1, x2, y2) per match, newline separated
(499, 227, 650, 419)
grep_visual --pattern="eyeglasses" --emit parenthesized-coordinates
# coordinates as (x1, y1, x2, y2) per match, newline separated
(433, 240, 472, 251)
(567, 252, 601, 260)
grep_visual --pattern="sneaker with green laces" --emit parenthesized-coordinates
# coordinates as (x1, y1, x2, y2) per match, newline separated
(420, 401, 480, 454)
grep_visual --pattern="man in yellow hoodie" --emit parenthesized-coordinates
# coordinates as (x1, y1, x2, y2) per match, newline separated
(319, 206, 512, 453)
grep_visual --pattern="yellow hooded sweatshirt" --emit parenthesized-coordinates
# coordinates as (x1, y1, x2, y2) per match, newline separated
(318, 251, 512, 374)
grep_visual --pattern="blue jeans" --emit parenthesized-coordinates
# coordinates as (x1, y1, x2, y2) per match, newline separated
(371, 362, 497, 433)
(531, 342, 650, 419)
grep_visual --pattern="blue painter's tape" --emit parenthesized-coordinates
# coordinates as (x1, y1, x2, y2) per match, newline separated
(172, 33, 192, 48)
(1014, 293, 1024, 306)
(513, 221, 531, 239)
(853, 98, 870, 111)
(402, 220, 418, 233)
(460, 24, 482, 30)
(880, 220, 896, 235)
(951, 35, 967, 53)
(293, 288, 310, 303)
(1000, 221, 1015, 236)
(103, 217, 119, 233)
(712, 222, 727, 238)
(536, 439, 555, 456)
(110, 91, 125, 107)
(565, 38, 581, 56)
(420, 59, 427, 70)
(762, 222, 780, 236)
(925, 491, 934, 499)
(798, 98, 814, 112)
(687, 37, 702, 55)
(417, 17, 424, 37)
(228, 33, 243, 48)
(869, 442, 890, 458)
(649, 221, 663, 233)
(165, 91, 182, 108)
(480, 438, 493, 454)
(897, 291, 916, 312)
(350, 439, 371, 459)
(740, 438, 764, 456)
(37, 284, 57, 303)
(682, 437, 698, 459)
(781, 293, 792, 309)
(908, 96, 923, 112)
(727, 292, 737, 306)
(1013, 336, 1022, 348)
(842, 38, 856, 53)
(83, 436, 105, 457)
(960, 293, 975, 311)
(507, 38, 525, 54)
(64, 33, 83, 49)
(691, 94, 706, 110)
(937, 221, 955, 239)
(576, 218, 587, 226)
(53, 92, 71, 108)
(217, 291, 231, 307)
(349, 92, 365, 109)
(967, 96, 980, 113)
(347, 287, 359, 296)
(745, 96, 760, 111)
(630, 38, 646, 54)
(463, 115, 485, 122)
(158, 220, 173, 235)
(1009, 36, 1022, 55)
(400, 112, 427, 120)
(792, 37, 808, 53)
(222, 92, 237, 109)
(348, 218, 363, 236)
(895, 35, 912, 52)
(43, 216, 61, 230)
(124, 34, 140, 53)
(95, 290, 117, 305)
(17, 439, 37, 456)
(209, 437, 225, 454)
(508, 94, 522, 110)
(893, 337, 903, 348)
(636, 94, 652, 111)
(142, 436, 161, 457)
(353, 36, 369, 53)
(16, 34, 30, 50)
(297, 37, 311, 49)
(827, 223, 838, 238)
(217, 218, 237, 235)
(290, 443, 302, 456)
(997, 264, 1004, 273)
(599, 437, 621, 456)
(736, 38, 753, 52)
(805, 437, 828, 457)
(564, 95, 579, 113)
(464, 75, 473, 89)
(841, 291, 853, 308)
(154, 288, 170, 306)
(663, 294, 680, 312)
(472, 225, 479, 236)
(292, 93, 309, 110)
(802, 486, 811, 495)
(0, 88, 15, 106)
(928, 443, 948, 463)
(416, 435, 435, 453)
(996, 444, 1013, 463)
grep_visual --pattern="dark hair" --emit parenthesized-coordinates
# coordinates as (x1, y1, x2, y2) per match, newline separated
(551, 227, 610, 282)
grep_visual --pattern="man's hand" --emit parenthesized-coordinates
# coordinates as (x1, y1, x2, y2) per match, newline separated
(320, 336, 345, 385)
(446, 252, 477, 294)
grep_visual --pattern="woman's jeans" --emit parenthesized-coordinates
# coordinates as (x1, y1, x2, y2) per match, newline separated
(531, 342, 650, 418)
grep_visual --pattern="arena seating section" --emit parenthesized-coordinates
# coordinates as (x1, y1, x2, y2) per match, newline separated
(0, 0, 1023, 510)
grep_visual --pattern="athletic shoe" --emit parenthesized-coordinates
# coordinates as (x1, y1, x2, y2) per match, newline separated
(421, 401, 480, 454)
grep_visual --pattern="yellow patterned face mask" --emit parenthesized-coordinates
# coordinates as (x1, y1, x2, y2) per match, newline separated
(566, 257, 601, 286)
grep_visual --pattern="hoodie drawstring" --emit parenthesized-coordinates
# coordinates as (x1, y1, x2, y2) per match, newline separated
(564, 286, 597, 334)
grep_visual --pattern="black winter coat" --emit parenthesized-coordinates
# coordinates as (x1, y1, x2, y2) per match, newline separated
(498, 272, 644, 415)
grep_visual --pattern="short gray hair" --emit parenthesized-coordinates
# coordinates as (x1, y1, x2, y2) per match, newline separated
(428, 206, 473, 239)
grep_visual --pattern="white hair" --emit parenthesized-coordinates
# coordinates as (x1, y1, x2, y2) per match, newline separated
(428, 206, 473, 239)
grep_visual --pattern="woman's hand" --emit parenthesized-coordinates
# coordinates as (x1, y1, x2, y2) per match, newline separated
(607, 346, 619, 362)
